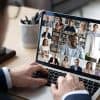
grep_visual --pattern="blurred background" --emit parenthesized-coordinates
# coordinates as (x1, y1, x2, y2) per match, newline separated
(8, 0, 100, 19)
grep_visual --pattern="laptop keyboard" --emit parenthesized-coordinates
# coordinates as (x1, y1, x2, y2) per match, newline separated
(47, 69, 66, 85)
(79, 78, 100, 96)
(47, 69, 100, 96)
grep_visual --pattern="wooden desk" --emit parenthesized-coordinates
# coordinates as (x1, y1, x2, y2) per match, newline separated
(1, 7, 39, 68)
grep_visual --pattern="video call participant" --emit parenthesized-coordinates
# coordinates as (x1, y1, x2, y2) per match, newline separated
(48, 53, 59, 65)
(0, 0, 91, 99)
(85, 24, 99, 57)
(42, 27, 52, 39)
(92, 24, 99, 35)
(40, 38, 50, 59)
(95, 59, 100, 76)
(84, 62, 93, 74)
(64, 19, 76, 33)
(50, 36, 59, 52)
(95, 66, 100, 77)
(61, 34, 85, 59)
(70, 59, 82, 72)
(42, 15, 53, 27)
(78, 22, 87, 38)
(54, 17, 64, 33)
(61, 56, 69, 68)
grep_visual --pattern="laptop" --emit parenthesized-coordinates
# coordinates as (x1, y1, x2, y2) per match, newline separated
(12, 11, 100, 100)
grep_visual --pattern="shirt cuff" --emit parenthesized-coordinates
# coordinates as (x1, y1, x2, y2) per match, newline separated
(2, 67, 12, 89)
(62, 90, 89, 100)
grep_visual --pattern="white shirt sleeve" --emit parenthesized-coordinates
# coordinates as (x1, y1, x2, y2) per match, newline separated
(62, 90, 89, 100)
(2, 67, 12, 89)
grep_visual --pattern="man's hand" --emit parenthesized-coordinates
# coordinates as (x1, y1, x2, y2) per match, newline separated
(10, 63, 48, 89)
(51, 73, 85, 100)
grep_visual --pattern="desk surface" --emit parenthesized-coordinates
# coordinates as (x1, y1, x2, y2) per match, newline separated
(0, 6, 100, 100)
(1, 7, 39, 68)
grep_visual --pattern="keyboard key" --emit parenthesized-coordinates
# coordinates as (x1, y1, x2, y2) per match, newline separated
(33, 68, 100, 96)
(79, 78, 100, 96)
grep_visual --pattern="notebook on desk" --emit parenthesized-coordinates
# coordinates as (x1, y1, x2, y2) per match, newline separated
(0, 47, 16, 64)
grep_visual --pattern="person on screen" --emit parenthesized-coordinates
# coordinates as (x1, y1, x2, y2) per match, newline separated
(64, 19, 76, 33)
(40, 38, 50, 59)
(42, 27, 52, 39)
(50, 36, 59, 52)
(61, 34, 85, 59)
(70, 59, 82, 72)
(84, 62, 93, 74)
(95, 67, 100, 77)
(92, 24, 99, 35)
(61, 56, 69, 68)
(78, 22, 87, 38)
(95, 60, 100, 76)
(54, 17, 64, 33)
(85, 24, 99, 57)
(42, 15, 53, 27)
(48, 53, 59, 65)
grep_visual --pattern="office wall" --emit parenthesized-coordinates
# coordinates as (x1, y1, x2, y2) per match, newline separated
(71, 0, 100, 20)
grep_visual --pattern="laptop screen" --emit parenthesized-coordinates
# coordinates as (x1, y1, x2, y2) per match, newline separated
(36, 11, 100, 80)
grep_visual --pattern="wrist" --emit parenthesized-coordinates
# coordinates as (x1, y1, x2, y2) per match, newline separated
(9, 68, 17, 87)
(2, 67, 12, 89)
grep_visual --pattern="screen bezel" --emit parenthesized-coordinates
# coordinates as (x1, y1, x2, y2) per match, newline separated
(36, 11, 100, 80)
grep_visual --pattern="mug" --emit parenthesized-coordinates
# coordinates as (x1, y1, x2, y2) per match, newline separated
(20, 23, 39, 49)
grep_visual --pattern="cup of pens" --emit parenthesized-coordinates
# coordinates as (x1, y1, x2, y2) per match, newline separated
(20, 13, 40, 49)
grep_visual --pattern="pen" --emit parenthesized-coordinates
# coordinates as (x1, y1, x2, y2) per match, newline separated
(20, 19, 26, 24)
(34, 12, 39, 24)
